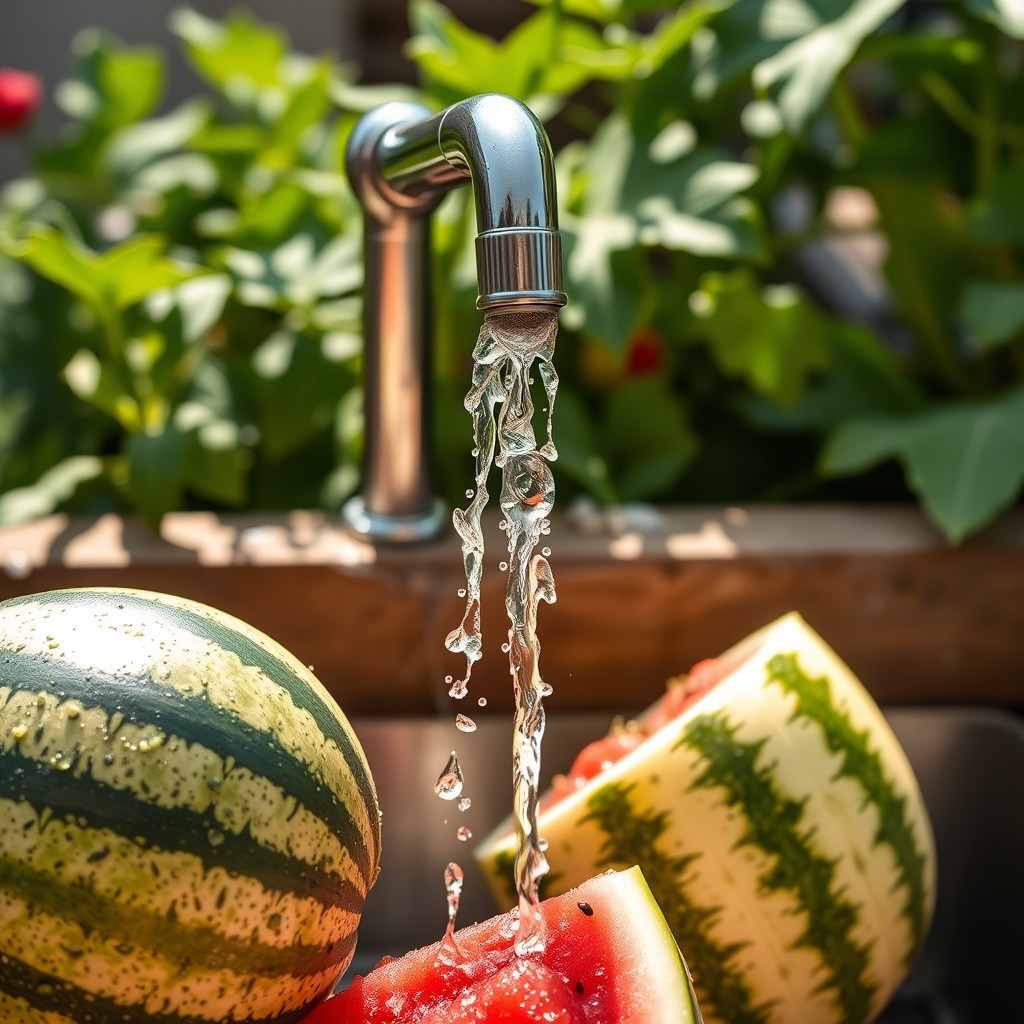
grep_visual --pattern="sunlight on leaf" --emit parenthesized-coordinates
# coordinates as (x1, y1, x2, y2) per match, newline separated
(823, 388, 1024, 542)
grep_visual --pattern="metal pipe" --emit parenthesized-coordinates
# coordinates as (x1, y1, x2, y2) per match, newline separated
(342, 95, 566, 542)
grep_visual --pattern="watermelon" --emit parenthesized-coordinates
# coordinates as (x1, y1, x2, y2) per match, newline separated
(0, 587, 381, 1024)
(476, 612, 937, 1024)
(301, 865, 702, 1023)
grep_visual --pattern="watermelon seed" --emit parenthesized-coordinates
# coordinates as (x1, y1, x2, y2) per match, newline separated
(577, 901, 594, 916)
(576, 982, 585, 994)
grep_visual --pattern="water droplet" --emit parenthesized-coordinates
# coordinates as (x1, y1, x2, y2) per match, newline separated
(465, 489, 474, 500)
(457, 588, 467, 598)
(434, 751, 464, 800)
(499, 520, 508, 531)
(207, 828, 225, 847)
(448, 678, 468, 700)
(458, 797, 472, 812)
(36, 982, 54, 996)
(455, 714, 477, 733)
(208, 776, 222, 790)
(51, 753, 72, 772)
(540, 682, 553, 697)
(477, 697, 487, 707)
(457, 826, 473, 842)
(103, 753, 114, 765)
(541, 546, 551, 557)
(539, 837, 549, 852)
(471, 447, 480, 457)
(10, 723, 27, 741)
(501, 642, 511, 653)
(498, 561, 508, 571)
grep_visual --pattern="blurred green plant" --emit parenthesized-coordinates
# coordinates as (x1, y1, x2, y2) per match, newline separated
(1, 1, 1022, 541)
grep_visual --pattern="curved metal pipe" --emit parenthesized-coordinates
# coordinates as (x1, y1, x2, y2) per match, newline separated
(342, 95, 566, 542)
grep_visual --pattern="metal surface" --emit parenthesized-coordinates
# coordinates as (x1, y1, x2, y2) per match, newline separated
(342, 94, 566, 542)
(346, 707, 1024, 1022)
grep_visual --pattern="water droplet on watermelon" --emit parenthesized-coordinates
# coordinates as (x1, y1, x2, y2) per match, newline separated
(455, 714, 477, 733)
(434, 752, 464, 801)
(207, 828, 225, 847)
(10, 723, 27, 741)
(51, 753, 72, 772)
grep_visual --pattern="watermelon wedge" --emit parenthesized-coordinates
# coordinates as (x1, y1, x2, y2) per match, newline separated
(300, 866, 701, 1023)
(476, 612, 937, 1024)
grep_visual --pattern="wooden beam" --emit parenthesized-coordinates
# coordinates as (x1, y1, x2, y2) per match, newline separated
(1, 506, 1021, 713)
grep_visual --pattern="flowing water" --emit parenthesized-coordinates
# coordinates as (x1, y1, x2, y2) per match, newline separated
(445, 309, 560, 956)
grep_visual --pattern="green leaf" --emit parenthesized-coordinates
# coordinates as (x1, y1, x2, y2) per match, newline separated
(7, 229, 196, 316)
(690, 268, 831, 406)
(960, 281, 1024, 353)
(171, 8, 286, 95)
(409, 0, 594, 103)
(145, 274, 231, 345)
(743, 322, 924, 432)
(605, 378, 698, 500)
(185, 421, 248, 506)
(964, 0, 1024, 38)
(822, 388, 1024, 542)
(103, 101, 211, 183)
(56, 29, 164, 128)
(248, 332, 350, 457)
(752, 0, 905, 133)
(0, 456, 105, 526)
(126, 427, 188, 529)
(551, 391, 618, 504)
(966, 167, 1024, 245)
(63, 349, 141, 430)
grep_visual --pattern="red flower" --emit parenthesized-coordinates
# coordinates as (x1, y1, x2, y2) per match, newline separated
(624, 325, 665, 375)
(0, 68, 42, 132)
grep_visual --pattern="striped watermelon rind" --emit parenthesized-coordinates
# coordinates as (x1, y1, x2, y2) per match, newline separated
(475, 612, 937, 1024)
(0, 587, 381, 1024)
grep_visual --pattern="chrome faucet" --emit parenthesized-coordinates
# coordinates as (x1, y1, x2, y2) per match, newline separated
(342, 94, 567, 542)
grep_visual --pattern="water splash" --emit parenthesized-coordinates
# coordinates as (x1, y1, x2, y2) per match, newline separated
(440, 861, 465, 964)
(448, 309, 559, 956)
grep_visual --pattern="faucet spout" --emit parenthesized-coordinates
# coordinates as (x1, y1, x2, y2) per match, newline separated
(343, 95, 566, 541)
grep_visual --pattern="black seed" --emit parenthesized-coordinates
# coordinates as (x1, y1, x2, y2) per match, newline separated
(577, 901, 594, 916)
(86, 848, 109, 863)
(576, 981, 585, 995)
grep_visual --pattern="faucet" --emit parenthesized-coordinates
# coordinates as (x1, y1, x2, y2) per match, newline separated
(342, 94, 567, 542)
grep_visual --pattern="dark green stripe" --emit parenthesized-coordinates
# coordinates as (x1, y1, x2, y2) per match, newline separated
(0, 949, 337, 1024)
(0, 646, 373, 887)
(4, 588, 379, 857)
(583, 780, 772, 1024)
(678, 714, 878, 1024)
(0, 749, 364, 916)
(0, 853, 356, 978)
(766, 652, 931, 962)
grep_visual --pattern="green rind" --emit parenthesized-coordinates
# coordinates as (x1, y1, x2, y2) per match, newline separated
(0, 587, 379, 858)
(0, 951, 321, 1024)
(584, 780, 771, 1024)
(0, 648, 374, 888)
(765, 652, 931, 961)
(677, 713, 877, 1024)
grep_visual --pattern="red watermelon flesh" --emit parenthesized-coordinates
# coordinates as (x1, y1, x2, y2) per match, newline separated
(301, 866, 699, 1024)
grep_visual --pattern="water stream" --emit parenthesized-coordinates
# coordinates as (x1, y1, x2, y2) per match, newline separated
(445, 309, 560, 956)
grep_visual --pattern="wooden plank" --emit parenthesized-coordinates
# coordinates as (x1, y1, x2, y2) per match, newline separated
(0, 507, 1021, 714)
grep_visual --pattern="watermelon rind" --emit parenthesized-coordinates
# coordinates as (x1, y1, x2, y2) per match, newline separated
(0, 587, 381, 1024)
(475, 612, 937, 1024)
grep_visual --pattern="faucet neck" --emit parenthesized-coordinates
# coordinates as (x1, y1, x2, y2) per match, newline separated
(342, 95, 565, 541)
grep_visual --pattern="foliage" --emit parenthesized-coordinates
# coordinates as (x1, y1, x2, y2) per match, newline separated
(2, 2, 1023, 541)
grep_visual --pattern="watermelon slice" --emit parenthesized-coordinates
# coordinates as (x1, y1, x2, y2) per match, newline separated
(300, 866, 701, 1023)
(475, 612, 937, 1024)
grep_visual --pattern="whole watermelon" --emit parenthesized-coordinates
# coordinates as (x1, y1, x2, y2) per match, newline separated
(477, 612, 937, 1024)
(0, 587, 381, 1024)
